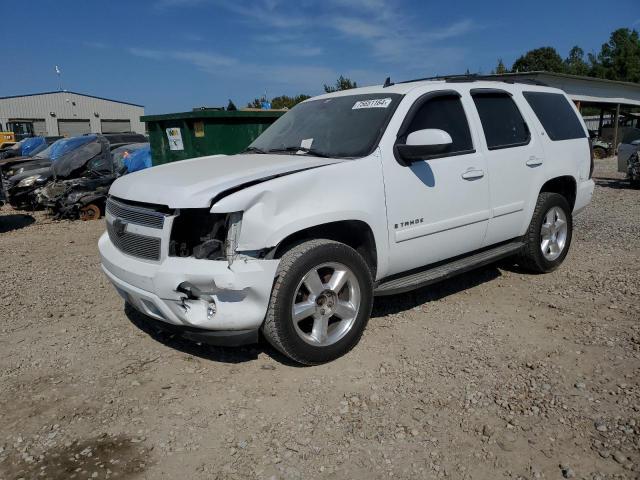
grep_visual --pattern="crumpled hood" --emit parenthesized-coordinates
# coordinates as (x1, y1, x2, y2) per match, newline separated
(109, 153, 343, 208)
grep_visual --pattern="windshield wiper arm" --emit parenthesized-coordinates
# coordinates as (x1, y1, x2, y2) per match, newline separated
(242, 146, 268, 154)
(267, 146, 332, 158)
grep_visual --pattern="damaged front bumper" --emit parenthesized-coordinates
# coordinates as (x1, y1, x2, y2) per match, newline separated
(99, 232, 279, 344)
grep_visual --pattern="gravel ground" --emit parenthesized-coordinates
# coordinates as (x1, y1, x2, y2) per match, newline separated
(1, 157, 639, 480)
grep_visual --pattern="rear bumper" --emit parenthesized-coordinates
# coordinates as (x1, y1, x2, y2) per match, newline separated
(99, 232, 279, 332)
(573, 179, 594, 215)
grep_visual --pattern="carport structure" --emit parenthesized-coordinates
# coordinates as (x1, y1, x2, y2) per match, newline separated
(486, 72, 640, 149)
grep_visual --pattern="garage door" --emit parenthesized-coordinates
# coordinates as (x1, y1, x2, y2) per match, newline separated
(101, 120, 131, 133)
(32, 119, 47, 136)
(58, 119, 91, 137)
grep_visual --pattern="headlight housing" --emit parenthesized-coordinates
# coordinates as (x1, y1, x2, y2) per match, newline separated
(169, 210, 243, 262)
(16, 175, 42, 188)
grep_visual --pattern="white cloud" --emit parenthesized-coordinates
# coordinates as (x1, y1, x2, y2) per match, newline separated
(426, 19, 475, 41)
(128, 47, 236, 71)
(128, 47, 166, 60)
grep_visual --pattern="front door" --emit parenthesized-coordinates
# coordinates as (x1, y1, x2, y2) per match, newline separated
(381, 92, 491, 276)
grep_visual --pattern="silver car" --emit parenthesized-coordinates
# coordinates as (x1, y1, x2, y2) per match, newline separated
(617, 128, 640, 173)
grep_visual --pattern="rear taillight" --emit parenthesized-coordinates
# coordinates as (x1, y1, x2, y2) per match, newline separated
(588, 138, 594, 179)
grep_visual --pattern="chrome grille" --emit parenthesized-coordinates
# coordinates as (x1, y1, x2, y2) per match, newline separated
(106, 197, 166, 229)
(107, 221, 161, 261)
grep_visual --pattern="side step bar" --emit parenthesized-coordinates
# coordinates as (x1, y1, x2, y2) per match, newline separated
(374, 241, 524, 296)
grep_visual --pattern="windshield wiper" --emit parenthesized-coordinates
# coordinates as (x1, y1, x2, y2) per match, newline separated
(242, 146, 268, 154)
(267, 146, 332, 158)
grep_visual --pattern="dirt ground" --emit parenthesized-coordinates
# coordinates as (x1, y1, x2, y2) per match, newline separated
(0, 156, 639, 480)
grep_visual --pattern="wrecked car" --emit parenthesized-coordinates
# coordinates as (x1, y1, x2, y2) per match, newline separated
(99, 80, 594, 364)
(628, 151, 640, 188)
(2, 135, 100, 209)
(37, 140, 150, 220)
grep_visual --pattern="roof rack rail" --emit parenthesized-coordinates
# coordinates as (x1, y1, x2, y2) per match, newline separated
(396, 74, 547, 87)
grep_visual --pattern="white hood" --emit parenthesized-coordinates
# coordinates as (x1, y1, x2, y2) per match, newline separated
(109, 153, 343, 208)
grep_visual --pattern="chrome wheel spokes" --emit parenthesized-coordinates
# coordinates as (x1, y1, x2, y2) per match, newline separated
(540, 206, 568, 261)
(291, 262, 361, 346)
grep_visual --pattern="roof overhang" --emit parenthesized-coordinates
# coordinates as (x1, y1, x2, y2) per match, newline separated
(486, 71, 640, 108)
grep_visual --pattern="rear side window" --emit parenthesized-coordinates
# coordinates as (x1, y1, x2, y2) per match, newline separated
(405, 95, 473, 154)
(523, 92, 586, 141)
(472, 92, 530, 150)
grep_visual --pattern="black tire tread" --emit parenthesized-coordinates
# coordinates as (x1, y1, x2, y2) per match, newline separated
(262, 239, 372, 365)
(518, 192, 571, 273)
(262, 239, 373, 365)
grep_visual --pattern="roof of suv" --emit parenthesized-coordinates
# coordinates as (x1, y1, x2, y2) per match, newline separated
(310, 78, 565, 101)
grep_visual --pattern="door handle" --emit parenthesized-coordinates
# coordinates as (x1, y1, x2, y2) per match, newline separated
(461, 168, 484, 180)
(526, 156, 543, 167)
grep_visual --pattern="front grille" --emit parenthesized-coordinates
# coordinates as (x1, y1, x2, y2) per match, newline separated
(107, 221, 162, 261)
(106, 197, 166, 229)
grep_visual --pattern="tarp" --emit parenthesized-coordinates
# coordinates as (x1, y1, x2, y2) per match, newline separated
(123, 144, 152, 173)
(20, 137, 46, 156)
(111, 143, 148, 173)
(47, 135, 97, 162)
(52, 136, 111, 178)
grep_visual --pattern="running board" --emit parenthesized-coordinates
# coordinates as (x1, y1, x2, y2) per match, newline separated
(374, 241, 524, 296)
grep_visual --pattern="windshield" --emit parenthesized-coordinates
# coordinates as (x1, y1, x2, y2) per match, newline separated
(249, 93, 402, 158)
(34, 135, 96, 161)
(53, 136, 110, 178)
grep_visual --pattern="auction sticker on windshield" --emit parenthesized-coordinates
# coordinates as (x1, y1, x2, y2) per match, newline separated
(352, 98, 392, 109)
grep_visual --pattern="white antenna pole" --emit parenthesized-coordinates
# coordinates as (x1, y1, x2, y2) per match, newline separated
(55, 65, 62, 91)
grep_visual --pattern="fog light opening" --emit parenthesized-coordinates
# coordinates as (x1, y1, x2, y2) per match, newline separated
(207, 301, 217, 320)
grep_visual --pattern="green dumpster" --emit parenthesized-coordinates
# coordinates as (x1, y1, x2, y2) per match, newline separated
(141, 110, 285, 166)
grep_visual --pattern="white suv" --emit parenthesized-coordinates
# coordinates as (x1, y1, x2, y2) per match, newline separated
(99, 79, 594, 364)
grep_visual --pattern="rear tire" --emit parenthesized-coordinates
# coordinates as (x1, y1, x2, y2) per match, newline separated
(518, 192, 573, 273)
(262, 239, 373, 365)
(592, 146, 607, 159)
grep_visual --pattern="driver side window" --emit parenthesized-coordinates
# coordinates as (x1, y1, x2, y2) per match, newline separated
(406, 95, 474, 155)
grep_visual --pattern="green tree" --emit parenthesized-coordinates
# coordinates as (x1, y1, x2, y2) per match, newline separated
(495, 58, 507, 74)
(591, 28, 640, 82)
(512, 47, 565, 73)
(247, 98, 263, 109)
(564, 46, 589, 76)
(270, 94, 311, 109)
(226, 99, 237, 111)
(323, 75, 358, 93)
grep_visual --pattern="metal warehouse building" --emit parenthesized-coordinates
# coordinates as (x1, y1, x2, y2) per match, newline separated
(0, 91, 145, 137)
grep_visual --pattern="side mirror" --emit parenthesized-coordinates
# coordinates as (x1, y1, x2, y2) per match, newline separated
(396, 129, 453, 163)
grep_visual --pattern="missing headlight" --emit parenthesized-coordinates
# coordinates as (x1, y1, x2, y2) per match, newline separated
(169, 210, 242, 261)
(169, 209, 227, 260)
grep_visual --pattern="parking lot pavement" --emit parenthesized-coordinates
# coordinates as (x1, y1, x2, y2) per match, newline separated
(1, 156, 639, 480)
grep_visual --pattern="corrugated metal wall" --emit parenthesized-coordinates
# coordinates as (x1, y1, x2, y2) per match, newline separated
(0, 91, 145, 136)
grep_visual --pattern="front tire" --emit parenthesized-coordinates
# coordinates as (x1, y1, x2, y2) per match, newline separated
(518, 192, 573, 273)
(262, 239, 373, 365)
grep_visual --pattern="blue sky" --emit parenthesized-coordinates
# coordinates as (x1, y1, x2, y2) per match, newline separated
(1, 0, 638, 114)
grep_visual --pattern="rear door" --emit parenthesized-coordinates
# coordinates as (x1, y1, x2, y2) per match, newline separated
(470, 89, 545, 246)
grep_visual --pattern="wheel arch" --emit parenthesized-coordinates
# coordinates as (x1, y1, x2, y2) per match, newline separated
(539, 175, 577, 210)
(272, 220, 378, 278)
